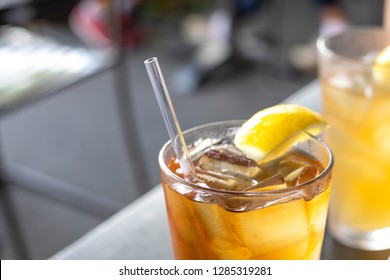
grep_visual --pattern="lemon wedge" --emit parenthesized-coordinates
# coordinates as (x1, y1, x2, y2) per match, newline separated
(234, 104, 326, 162)
(373, 45, 390, 86)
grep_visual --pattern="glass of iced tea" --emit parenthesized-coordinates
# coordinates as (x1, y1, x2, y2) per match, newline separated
(159, 120, 333, 259)
(318, 28, 390, 250)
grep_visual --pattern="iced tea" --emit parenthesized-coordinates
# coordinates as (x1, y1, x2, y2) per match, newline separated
(322, 76, 390, 232)
(318, 28, 390, 250)
(159, 121, 333, 259)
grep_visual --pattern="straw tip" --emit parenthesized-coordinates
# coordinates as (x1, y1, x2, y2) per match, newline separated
(144, 57, 158, 64)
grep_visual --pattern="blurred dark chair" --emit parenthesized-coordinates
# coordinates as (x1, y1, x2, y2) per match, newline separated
(0, 0, 149, 259)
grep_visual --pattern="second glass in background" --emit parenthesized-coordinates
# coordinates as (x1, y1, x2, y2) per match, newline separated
(318, 27, 390, 250)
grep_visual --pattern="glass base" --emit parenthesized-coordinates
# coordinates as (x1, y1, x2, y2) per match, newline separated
(329, 219, 390, 251)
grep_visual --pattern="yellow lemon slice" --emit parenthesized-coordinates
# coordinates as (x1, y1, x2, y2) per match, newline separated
(373, 45, 390, 86)
(234, 104, 326, 162)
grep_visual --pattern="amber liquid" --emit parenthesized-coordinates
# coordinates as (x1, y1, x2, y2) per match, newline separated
(322, 75, 390, 232)
(163, 153, 331, 260)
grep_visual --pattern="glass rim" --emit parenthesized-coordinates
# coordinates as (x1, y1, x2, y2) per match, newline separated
(158, 120, 334, 197)
(316, 26, 388, 67)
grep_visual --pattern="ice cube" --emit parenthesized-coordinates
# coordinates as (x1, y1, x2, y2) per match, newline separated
(258, 131, 324, 187)
(195, 168, 239, 190)
(262, 151, 312, 187)
(163, 184, 204, 247)
(283, 164, 320, 187)
(361, 51, 378, 64)
(229, 198, 309, 259)
(328, 73, 355, 90)
(284, 166, 305, 186)
(258, 131, 313, 168)
(194, 200, 251, 259)
(211, 143, 246, 156)
(277, 157, 309, 186)
(296, 165, 320, 185)
(354, 73, 374, 99)
(189, 138, 222, 161)
(326, 73, 372, 124)
(243, 174, 287, 192)
(197, 149, 265, 182)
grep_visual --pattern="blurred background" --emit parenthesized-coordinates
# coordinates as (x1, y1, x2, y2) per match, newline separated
(0, 0, 384, 259)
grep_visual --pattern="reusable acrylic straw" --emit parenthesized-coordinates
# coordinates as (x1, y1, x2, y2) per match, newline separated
(144, 57, 197, 181)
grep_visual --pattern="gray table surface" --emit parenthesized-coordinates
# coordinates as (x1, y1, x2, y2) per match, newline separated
(51, 81, 390, 260)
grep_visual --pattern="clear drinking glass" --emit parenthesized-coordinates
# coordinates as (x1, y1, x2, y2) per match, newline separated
(159, 121, 333, 259)
(318, 27, 390, 250)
